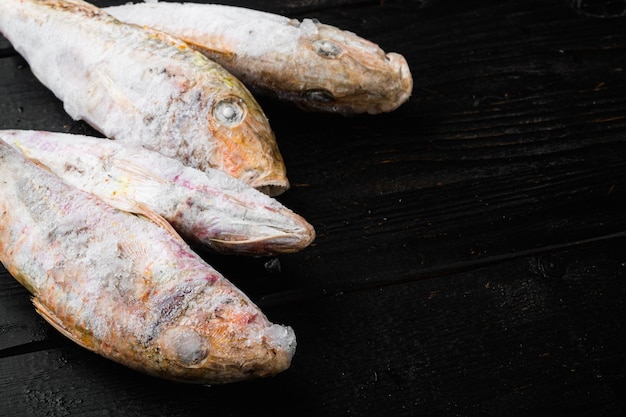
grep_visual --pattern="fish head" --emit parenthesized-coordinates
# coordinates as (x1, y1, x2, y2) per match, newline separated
(289, 19, 413, 115)
(191, 186, 316, 255)
(208, 208, 316, 256)
(206, 75, 289, 197)
(153, 282, 296, 384)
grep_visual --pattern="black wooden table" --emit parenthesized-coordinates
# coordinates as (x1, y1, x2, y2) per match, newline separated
(2, 1, 626, 416)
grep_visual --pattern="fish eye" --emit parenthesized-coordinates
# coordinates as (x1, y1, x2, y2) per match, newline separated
(305, 89, 335, 103)
(161, 327, 209, 367)
(313, 39, 343, 58)
(213, 97, 246, 126)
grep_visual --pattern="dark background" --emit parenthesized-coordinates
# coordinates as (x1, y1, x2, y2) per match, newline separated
(2, 0, 626, 416)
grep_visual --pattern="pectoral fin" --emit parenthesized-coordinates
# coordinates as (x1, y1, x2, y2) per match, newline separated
(134, 202, 187, 245)
(113, 158, 169, 188)
(12, 142, 57, 174)
(184, 39, 236, 61)
(32, 297, 96, 352)
(92, 68, 138, 115)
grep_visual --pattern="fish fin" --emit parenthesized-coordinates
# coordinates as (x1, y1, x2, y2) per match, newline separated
(100, 158, 168, 212)
(116, 235, 150, 267)
(111, 157, 170, 206)
(112, 158, 169, 187)
(25, 156, 54, 173)
(87, 68, 139, 117)
(12, 142, 56, 173)
(108, 159, 185, 242)
(134, 202, 187, 245)
(184, 39, 236, 61)
(32, 297, 96, 352)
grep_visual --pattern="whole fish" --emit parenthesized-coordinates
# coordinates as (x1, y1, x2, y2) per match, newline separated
(0, 139, 296, 383)
(2, 129, 314, 255)
(105, 2, 413, 115)
(0, 0, 289, 196)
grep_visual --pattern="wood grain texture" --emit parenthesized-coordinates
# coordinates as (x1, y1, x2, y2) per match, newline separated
(1, 0, 625, 416)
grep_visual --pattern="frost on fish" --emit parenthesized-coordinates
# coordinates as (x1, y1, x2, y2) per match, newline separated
(105, 2, 413, 115)
(0, 0, 288, 195)
(0, 139, 296, 384)
(1, 129, 315, 255)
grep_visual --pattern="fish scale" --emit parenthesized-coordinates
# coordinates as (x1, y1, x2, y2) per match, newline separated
(0, 139, 296, 383)
(0, 0, 289, 196)
(2, 129, 315, 255)
(105, 1, 414, 114)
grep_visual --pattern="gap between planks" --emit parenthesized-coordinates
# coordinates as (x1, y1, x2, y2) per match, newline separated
(255, 230, 626, 308)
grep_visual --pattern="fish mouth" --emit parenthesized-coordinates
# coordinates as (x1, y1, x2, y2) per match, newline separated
(199, 309, 297, 383)
(379, 52, 413, 113)
(257, 323, 297, 372)
(210, 214, 316, 255)
(297, 51, 413, 115)
(148, 283, 298, 384)
(225, 115, 290, 196)
(350, 52, 412, 115)
(345, 52, 413, 115)
(216, 150, 289, 196)
(154, 314, 297, 384)
(248, 174, 290, 197)
(219, 323, 296, 382)
(240, 322, 297, 379)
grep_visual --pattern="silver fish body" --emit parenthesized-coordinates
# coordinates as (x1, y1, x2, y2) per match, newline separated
(105, 2, 413, 115)
(0, 139, 296, 383)
(0, 0, 289, 195)
(2, 129, 314, 255)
